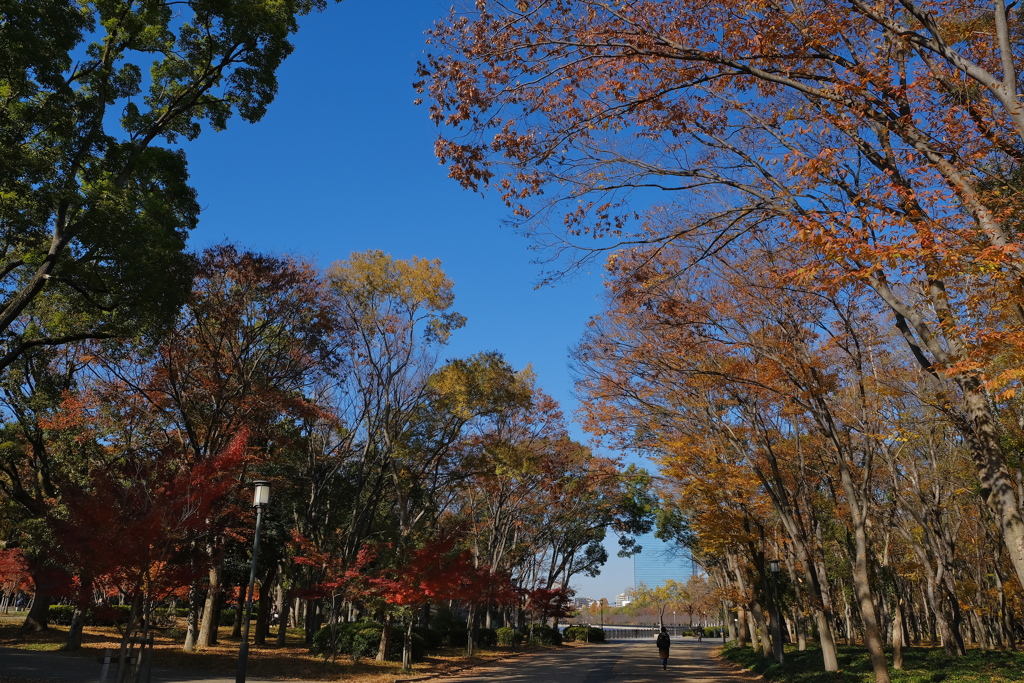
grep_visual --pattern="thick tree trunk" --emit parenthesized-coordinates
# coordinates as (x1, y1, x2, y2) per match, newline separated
(197, 563, 222, 647)
(402, 616, 414, 670)
(183, 581, 201, 652)
(961, 387, 1024, 593)
(736, 607, 748, 648)
(21, 571, 53, 632)
(843, 485, 891, 683)
(892, 598, 905, 670)
(377, 612, 393, 661)
(63, 608, 86, 651)
(254, 565, 278, 646)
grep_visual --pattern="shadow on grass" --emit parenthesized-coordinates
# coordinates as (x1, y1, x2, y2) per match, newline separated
(0, 623, 534, 682)
(721, 642, 1024, 683)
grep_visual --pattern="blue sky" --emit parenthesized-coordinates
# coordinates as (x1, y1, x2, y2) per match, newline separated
(182, 0, 648, 601)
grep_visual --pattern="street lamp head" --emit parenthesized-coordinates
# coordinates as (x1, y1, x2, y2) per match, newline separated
(769, 559, 780, 574)
(252, 480, 270, 508)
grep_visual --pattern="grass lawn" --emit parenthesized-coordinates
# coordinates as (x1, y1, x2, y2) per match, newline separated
(721, 642, 1024, 683)
(0, 619, 553, 682)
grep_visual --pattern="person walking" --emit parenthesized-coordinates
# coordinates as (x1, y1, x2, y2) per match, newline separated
(656, 626, 671, 670)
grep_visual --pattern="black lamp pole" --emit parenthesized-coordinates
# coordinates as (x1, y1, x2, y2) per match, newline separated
(236, 481, 270, 683)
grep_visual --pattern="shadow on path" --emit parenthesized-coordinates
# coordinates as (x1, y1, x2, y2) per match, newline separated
(438, 638, 761, 683)
(0, 647, 279, 683)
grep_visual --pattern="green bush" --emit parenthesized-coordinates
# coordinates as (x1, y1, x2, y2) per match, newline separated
(495, 626, 524, 647)
(563, 625, 604, 642)
(429, 605, 463, 632)
(312, 621, 424, 663)
(414, 626, 444, 649)
(48, 605, 76, 626)
(165, 627, 187, 641)
(527, 623, 562, 645)
(352, 624, 385, 662)
(48, 604, 130, 627)
(477, 627, 497, 648)
(446, 626, 468, 647)
(92, 605, 130, 627)
(219, 607, 238, 626)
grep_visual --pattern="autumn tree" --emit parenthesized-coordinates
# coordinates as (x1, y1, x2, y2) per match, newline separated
(0, 344, 89, 630)
(422, 0, 1024, 596)
(82, 244, 334, 650)
(630, 580, 688, 629)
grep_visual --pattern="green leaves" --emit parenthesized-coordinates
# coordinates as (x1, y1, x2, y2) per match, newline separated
(0, 0, 335, 372)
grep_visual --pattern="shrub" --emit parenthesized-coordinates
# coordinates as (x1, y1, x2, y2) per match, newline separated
(92, 605, 130, 626)
(562, 625, 592, 642)
(165, 627, 187, 641)
(48, 603, 130, 627)
(429, 604, 463, 632)
(219, 607, 238, 626)
(48, 605, 76, 626)
(477, 627, 497, 648)
(312, 621, 424, 663)
(527, 623, 562, 645)
(495, 626, 523, 647)
(446, 626, 468, 647)
(414, 626, 444, 649)
(351, 624, 385, 662)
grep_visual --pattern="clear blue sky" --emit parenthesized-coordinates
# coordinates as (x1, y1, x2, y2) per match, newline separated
(183, 0, 644, 601)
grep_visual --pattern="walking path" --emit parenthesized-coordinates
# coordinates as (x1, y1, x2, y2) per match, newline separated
(419, 638, 760, 683)
(0, 638, 759, 683)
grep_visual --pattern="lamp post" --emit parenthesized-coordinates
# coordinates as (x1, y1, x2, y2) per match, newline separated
(236, 481, 270, 683)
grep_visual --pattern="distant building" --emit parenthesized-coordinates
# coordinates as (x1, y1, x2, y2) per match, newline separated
(571, 597, 594, 608)
(615, 592, 632, 607)
(633, 531, 697, 589)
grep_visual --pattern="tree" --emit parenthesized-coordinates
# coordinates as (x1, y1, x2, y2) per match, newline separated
(422, 0, 1024, 597)
(0, 0, 337, 372)
(630, 580, 688, 629)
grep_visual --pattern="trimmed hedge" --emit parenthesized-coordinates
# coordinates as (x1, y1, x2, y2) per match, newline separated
(562, 625, 605, 643)
(478, 627, 497, 648)
(312, 621, 425, 663)
(526, 623, 562, 645)
(495, 626, 523, 646)
(48, 604, 131, 627)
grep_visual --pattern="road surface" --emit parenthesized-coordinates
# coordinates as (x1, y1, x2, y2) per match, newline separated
(426, 638, 758, 683)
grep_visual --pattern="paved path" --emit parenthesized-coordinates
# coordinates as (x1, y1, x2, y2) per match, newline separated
(433, 639, 758, 683)
(0, 647, 280, 683)
(1, 639, 757, 683)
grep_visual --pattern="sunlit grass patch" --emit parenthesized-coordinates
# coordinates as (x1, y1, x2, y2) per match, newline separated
(721, 642, 1024, 683)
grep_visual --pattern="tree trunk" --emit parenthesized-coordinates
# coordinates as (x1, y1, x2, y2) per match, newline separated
(183, 581, 201, 652)
(465, 603, 477, 656)
(255, 565, 278, 646)
(21, 570, 54, 632)
(961, 387, 1024, 595)
(377, 612, 393, 661)
(892, 597, 905, 670)
(845, 494, 891, 683)
(276, 573, 289, 646)
(63, 608, 86, 651)
(402, 615, 414, 670)
(736, 607, 747, 648)
(197, 562, 222, 647)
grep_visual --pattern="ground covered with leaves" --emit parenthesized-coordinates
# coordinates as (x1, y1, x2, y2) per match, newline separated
(721, 643, 1024, 683)
(0, 621, 545, 682)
